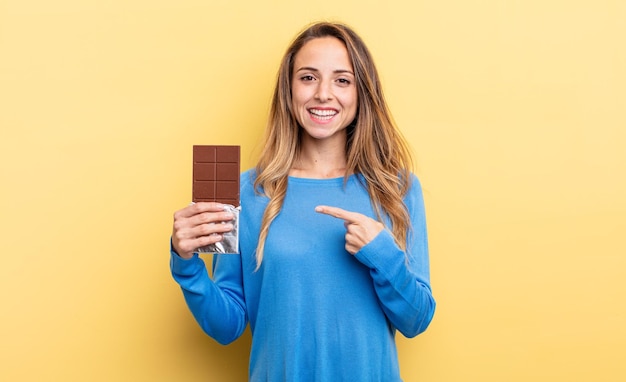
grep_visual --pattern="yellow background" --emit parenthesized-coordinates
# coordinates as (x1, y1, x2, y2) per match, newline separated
(1, 0, 624, 381)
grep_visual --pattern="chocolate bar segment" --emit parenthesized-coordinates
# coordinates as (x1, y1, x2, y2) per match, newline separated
(193, 145, 240, 206)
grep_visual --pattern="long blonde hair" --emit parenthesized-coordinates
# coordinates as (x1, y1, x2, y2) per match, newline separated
(254, 22, 414, 268)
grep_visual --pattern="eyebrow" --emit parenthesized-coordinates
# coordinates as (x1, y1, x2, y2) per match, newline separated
(295, 66, 355, 75)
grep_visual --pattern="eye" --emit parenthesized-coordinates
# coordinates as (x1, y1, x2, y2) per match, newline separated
(337, 78, 351, 86)
(300, 75, 315, 82)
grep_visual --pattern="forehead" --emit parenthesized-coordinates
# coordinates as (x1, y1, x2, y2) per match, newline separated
(293, 36, 353, 70)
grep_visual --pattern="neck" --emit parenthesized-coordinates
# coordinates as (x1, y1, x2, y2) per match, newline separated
(290, 136, 348, 179)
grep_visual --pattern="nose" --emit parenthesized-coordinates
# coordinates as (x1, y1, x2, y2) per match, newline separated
(315, 80, 332, 102)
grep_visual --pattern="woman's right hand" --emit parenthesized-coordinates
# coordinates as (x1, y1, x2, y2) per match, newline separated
(172, 202, 235, 259)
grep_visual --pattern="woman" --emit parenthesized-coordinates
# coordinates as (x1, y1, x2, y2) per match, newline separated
(171, 21, 435, 381)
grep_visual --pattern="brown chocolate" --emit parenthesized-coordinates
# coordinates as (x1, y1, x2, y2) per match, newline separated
(192, 145, 240, 206)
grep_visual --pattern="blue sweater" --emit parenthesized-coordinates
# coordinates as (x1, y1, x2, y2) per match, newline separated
(171, 170, 436, 381)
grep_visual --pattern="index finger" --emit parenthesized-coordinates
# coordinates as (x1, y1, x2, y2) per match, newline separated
(315, 205, 363, 223)
(176, 202, 229, 219)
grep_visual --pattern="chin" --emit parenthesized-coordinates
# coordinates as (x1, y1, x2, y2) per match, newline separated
(305, 129, 338, 140)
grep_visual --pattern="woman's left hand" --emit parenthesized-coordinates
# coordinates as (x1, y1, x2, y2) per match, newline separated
(315, 205, 384, 254)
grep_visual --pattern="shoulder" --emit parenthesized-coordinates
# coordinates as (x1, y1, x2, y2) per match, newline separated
(408, 172, 423, 194)
(404, 172, 426, 210)
(239, 169, 269, 220)
(240, 168, 269, 203)
(240, 168, 257, 193)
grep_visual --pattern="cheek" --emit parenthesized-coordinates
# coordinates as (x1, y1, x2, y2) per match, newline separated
(290, 88, 307, 123)
(291, 84, 309, 106)
(342, 91, 358, 115)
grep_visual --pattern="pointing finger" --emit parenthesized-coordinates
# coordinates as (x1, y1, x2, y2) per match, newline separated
(315, 205, 363, 223)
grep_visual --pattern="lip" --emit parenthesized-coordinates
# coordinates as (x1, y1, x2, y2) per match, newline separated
(307, 107, 338, 124)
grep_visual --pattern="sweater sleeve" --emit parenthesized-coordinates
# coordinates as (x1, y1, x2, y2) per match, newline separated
(353, 175, 436, 338)
(170, 246, 248, 345)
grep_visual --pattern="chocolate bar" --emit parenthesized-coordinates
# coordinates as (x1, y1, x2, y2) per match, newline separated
(192, 145, 240, 206)
(193, 145, 240, 254)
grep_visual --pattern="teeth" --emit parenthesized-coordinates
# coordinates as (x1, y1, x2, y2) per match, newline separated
(309, 109, 337, 117)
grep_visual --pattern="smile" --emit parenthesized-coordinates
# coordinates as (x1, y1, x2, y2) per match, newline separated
(308, 108, 337, 121)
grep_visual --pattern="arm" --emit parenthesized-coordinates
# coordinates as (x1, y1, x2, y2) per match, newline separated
(316, 176, 435, 337)
(170, 202, 247, 344)
(170, 249, 248, 345)
(353, 176, 435, 337)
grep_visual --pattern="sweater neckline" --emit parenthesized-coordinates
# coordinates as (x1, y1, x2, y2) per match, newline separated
(287, 174, 357, 185)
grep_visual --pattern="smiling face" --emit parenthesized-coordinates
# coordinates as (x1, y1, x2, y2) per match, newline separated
(291, 36, 358, 143)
